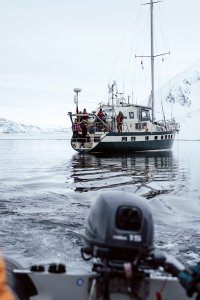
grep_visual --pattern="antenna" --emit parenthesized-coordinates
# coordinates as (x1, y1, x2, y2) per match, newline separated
(73, 88, 82, 114)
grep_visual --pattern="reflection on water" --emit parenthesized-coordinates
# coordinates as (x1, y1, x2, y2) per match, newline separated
(1, 138, 200, 268)
(69, 146, 200, 264)
(70, 150, 180, 198)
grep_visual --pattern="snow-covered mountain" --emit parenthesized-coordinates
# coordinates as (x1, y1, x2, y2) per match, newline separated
(155, 60, 200, 140)
(0, 118, 68, 134)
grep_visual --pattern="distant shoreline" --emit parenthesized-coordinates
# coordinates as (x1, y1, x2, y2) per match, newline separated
(0, 132, 72, 140)
(0, 134, 199, 142)
(176, 139, 200, 141)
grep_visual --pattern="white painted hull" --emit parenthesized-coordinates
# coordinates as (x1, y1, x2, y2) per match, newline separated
(5, 257, 195, 300)
(10, 270, 195, 300)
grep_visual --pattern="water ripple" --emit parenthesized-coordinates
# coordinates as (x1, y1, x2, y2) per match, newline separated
(0, 138, 200, 270)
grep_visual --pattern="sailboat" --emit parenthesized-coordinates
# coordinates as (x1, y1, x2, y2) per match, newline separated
(68, 0, 180, 154)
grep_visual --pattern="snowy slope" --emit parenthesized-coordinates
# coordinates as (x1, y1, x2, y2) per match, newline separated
(0, 118, 44, 133)
(0, 118, 68, 134)
(155, 60, 200, 140)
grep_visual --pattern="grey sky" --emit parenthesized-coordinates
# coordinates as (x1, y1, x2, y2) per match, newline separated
(0, 0, 200, 127)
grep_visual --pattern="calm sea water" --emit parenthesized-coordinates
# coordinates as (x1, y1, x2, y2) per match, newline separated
(0, 133, 200, 271)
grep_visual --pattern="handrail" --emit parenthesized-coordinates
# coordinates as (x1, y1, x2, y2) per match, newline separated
(95, 116, 112, 132)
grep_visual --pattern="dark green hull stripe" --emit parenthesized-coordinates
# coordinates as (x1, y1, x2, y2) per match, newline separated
(91, 139, 174, 153)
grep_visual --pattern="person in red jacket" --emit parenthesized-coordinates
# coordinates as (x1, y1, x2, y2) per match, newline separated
(72, 119, 81, 139)
(82, 108, 89, 121)
(97, 108, 106, 131)
(116, 111, 124, 132)
(97, 108, 104, 119)
(0, 256, 14, 300)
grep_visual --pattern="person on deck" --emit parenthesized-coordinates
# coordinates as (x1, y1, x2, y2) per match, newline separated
(116, 111, 124, 132)
(80, 120, 88, 147)
(97, 108, 104, 119)
(72, 119, 81, 139)
(82, 108, 89, 121)
(97, 108, 106, 131)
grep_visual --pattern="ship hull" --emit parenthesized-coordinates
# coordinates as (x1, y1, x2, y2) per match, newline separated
(71, 130, 176, 154)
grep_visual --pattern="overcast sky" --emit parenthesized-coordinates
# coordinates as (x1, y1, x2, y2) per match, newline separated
(0, 0, 200, 127)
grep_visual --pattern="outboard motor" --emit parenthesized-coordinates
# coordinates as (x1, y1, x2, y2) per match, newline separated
(3, 192, 198, 300)
(82, 191, 154, 262)
(81, 191, 155, 300)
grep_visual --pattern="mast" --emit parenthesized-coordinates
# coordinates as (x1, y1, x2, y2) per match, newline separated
(111, 83, 114, 131)
(111, 81, 117, 131)
(135, 1, 169, 121)
(150, 0, 155, 122)
(150, 0, 169, 121)
(135, 0, 162, 121)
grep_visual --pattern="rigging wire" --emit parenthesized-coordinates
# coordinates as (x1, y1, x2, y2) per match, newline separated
(160, 1, 174, 119)
(122, 0, 143, 100)
(108, 0, 135, 84)
(107, 0, 173, 114)
(157, 2, 173, 119)
(131, 2, 151, 105)
(136, 7, 152, 105)
(133, 56, 137, 104)
(108, 0, 150, 104)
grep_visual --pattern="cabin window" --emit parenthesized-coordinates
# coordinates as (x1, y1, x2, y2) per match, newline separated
(154, 136, 158, 140)
(129, 112, 134, 119)
(171, 135, 173, 138)
(161, 135, 164, 140)
(165, 135, 167, 139)
(135, 123, 142, 130)
(168, 135, 171, 139)
(131, 137, 136, 141)
(141, 110, 151, 121)
(145, 136, 149, 141)
(122, 137, 127, 142)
